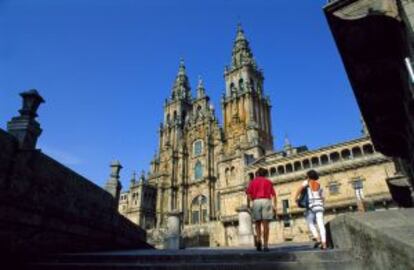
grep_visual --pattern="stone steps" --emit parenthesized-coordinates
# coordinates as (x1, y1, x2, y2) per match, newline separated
(26, 245, 363, 270)
(28, 260, 361, 270)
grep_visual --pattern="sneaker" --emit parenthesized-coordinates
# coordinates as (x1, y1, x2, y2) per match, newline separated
(256, 241, 262, 251)
(263, 247, 270, 252)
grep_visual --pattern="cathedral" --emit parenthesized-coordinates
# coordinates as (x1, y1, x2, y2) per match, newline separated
(118, 25, 397, 247)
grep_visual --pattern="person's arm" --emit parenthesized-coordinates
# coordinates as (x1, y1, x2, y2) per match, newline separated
(272, 194, 277, 216)
(247, 194, 252, 208)
(294, 185, 304, 205)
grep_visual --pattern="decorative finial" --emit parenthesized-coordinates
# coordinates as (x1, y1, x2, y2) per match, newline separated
(197, 75, 205, 98)
(140, 170, 146, 182)
(236, 22, 246, 41)
(130, 171, 137, 186)
(178, 57, 186, 75)
(284, 134, 292, 150)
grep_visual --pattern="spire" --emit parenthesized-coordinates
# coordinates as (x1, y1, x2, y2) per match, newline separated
(171, 58, 191, 101)
(283, 135, 292, 152)
(178, 58, 186, 75)
(139, 170, 146, 182)
(230, 24, 257, 70)
(196, 75, 206, 99)
(130, 171, 137, 187)
(236, 23, 246, 42)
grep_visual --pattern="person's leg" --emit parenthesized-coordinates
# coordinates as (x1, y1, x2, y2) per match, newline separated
(255, 221, 262, 250)
(315, 212, 326, 249)
(262, 220, 269, 250)
(305, 210, 320, 243)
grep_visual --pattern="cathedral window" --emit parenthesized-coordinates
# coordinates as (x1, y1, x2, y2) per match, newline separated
(230, 82, 235, 95)
(191, 195, 208, 224)
(194, 161, 203, 180)
(239, 78, 244, 91)
(173, 111, 177, 122)
(193, 140, 203, 156)
(250, 78, 255, 91)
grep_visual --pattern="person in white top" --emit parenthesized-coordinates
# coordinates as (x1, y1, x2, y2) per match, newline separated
(294, 170, 327, 250)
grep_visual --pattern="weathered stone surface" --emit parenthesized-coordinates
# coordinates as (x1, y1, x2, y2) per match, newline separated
(236, 205, 254, 246)
(329, 209, 414, 270)
(0, 129, 152, 261)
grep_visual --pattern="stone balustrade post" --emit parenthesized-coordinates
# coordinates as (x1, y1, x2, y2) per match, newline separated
(164, 210, 183, 249)
(236, 205, 254, 247)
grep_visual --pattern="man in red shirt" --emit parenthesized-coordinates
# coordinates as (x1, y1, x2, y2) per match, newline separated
(246, 167, 277, 252)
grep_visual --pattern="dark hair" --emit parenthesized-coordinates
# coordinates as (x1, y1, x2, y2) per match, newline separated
(306, 170, 319, 180)
(256, 167, 268, 177)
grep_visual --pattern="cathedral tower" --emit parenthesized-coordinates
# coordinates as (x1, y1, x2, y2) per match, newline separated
(222, 25, 273, 155)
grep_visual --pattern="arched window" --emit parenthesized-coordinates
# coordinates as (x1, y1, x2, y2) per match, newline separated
(286, 164, 293, 173)
(191, 195, 208, 224)
(270, 167, 277, 176)
(294, 161, 302, 171)
(239, 78, 244, 91)
(363, 144, 374, 155)
(230, 82, 235, 94)
(195, 161, 203, 180)
(166, 113, 170, 124)
(173, 111, 177, 121)
(277, 166, 285, 175)
(225, 168, 231, 185)
(330, 152, 340, 162)
(250, 78, 255, 91)
(196, 105, 202, 118)
(341, 149, 351, 160)
(194, 140, 203, 156)
(352, 147, 362, 158)
(303, 159, 310, 169)
(311, 157, 320, 167)
(321, 155, 329, 165)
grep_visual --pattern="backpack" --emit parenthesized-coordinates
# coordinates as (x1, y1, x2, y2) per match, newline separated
(297, 186, 309, 208)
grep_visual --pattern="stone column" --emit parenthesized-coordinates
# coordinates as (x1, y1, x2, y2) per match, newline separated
(156, 184, 163, 228)
(7, 89, 45, 150)
(236, 205, 254, 247)
(104, 160, 123, 209)
(164, 210, 183, 249)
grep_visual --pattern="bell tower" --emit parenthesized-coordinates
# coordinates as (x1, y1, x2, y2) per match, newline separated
(222, 24, 273, 154)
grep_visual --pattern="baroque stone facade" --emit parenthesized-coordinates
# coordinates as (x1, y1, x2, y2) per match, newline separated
(119, 25, 398, 247)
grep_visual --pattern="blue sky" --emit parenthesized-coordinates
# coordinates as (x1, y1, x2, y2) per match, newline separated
(0, 0, 361, 189)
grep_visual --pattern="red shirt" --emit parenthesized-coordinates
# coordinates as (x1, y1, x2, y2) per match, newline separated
(246, 176, 276, 199)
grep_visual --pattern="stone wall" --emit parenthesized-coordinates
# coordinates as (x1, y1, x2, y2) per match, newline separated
(0, 129, 151, 258)
(329, 209, 414, 270)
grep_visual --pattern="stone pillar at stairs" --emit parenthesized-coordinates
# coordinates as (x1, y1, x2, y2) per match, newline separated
(164, 210, 183, 249)
(236, 205, 254, 247)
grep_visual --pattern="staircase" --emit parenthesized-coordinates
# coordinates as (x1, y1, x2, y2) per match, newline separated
(26, 243, 363, 270)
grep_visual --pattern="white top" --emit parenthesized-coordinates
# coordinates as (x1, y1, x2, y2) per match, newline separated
(302, 180, 324, 212)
